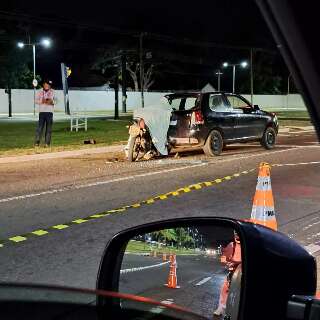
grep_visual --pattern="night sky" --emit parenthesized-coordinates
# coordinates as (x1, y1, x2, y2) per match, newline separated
(0, 0, 286, 91)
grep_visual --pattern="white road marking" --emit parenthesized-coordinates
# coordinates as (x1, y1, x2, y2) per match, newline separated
(195, 276, 212, 286)
(1, 144, 320, 204)
(150, 300, 174, 314)
(120, 261, 169, 274)
(273, 161, 320, 167)
(0, 163, 206, 204)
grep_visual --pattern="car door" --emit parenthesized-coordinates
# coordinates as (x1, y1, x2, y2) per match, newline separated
(168, 97, 197, 145)
(204, 93, 239, 141)
(225, 95, 265, 139)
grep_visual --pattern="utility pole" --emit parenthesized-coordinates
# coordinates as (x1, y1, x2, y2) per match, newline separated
(121, 54, 127, 113)
(139, 33, 145, 108)
(215, 70, 223, 91)
(250, 48, 254, 105)
(5, 88, 12, 117)
(32, 44, 36, 116)
(114, 72, 119, 119)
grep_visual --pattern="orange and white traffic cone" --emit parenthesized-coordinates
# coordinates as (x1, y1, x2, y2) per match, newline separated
(250, 162, 277, 231)
(165, 254, 180, 289)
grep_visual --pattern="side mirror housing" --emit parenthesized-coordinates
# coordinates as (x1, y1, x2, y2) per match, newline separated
(253, 104, 260, 111)
(96, 218, 316, 320)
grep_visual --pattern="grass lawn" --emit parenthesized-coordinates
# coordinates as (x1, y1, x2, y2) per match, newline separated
(0, 117, 131, 156)
(126, 240, 198, 255)
(272, 110, 312, 127)
(275, 110, 310, 119)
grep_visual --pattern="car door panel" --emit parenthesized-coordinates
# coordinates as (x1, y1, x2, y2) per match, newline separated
(226, 95, 265, 139)
(203, 94, 238, 141)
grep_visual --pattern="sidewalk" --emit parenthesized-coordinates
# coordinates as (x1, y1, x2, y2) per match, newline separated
(0, 144, 125, 164)
(279, 125, 315, 133)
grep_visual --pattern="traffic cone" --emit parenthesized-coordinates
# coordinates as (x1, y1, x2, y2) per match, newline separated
(165, 254, 180, 289)
(250, 162, 277, 231)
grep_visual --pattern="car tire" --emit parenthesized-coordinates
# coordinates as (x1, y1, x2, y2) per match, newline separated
(128, 136, 141, 162)
(260, 127, 276, 150)
(203, 130, 224, 156)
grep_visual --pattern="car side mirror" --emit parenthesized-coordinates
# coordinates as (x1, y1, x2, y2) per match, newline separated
(96, 218, 316, 320)
(253, 104, 260, 111)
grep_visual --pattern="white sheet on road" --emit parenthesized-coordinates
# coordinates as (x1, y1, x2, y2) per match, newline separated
(134, 104, 172, 155)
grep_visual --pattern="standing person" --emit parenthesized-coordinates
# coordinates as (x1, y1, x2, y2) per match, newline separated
(214, 232, 242, 317)
(34, 80, 55, 147)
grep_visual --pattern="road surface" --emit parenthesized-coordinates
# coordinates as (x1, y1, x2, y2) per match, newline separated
(121, 253, 225, 318)
(0, 129, 319, 301)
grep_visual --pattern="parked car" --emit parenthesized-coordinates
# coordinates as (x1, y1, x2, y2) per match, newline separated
(167, 92, 279, 156)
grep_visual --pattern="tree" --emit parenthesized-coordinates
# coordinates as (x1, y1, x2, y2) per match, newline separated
(238, 51, 285, 94)
(0, 48, 41, 89)
(152, 229, 177, 244)
(92, 49, 156, 91)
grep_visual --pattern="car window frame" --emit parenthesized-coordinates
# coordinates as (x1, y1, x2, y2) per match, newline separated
(207, 93, 232, 113)
(225, 94, 253, 112)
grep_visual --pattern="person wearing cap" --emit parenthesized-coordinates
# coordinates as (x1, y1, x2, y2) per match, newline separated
(34, 80, 55, 147)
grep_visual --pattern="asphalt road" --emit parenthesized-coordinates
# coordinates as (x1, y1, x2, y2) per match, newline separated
(120, 254, 225, 318)
(0, 129, 319, 296)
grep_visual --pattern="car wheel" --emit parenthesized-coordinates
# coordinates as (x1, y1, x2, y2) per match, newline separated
(260, 127, 276, 149)
(128, 136, 142, 162)
(203, 130, 223, 156)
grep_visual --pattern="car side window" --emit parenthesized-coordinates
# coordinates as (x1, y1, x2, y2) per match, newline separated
(185, 97, 198, 110)
(170, 98, 184, 110)
(226, 96, 251, 112)
(209, 94, 231, 112)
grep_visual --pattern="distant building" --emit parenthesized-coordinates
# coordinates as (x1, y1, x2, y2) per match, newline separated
(201, 83, 216, 93)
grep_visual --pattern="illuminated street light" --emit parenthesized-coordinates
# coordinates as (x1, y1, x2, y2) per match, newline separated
(16, 38, 52, 115)
(41, 38, 51, 48)
(241, 61, 248, 68)
(222, 60, 249, 93)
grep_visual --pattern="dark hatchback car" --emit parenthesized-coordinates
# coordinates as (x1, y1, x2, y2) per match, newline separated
(167, 92, 279, 156)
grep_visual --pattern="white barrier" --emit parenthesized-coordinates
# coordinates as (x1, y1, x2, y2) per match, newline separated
(0, 89, 307, 114)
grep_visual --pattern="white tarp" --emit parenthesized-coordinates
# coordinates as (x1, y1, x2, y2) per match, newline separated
(133, 103, 172, 155)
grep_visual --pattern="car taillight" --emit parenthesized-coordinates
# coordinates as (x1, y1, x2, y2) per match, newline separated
(193, 110, 204, 124)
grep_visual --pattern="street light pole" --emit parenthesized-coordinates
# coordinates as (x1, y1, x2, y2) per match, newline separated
(17, 37, 52, 116)
(232, 65, 236, 93)
(222, 61, 248, 94)
(32, 44, 36, 116)
(215, 70, 223, 91)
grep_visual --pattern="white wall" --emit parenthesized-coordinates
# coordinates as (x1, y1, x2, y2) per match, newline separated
(242, 94, 306, 110)
(0, 89, 306, 114)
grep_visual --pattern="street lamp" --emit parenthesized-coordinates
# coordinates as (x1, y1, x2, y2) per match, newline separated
(17, 37, 52, 115)
(222, 60, 248, 93)
(215, 70, 223, 91)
